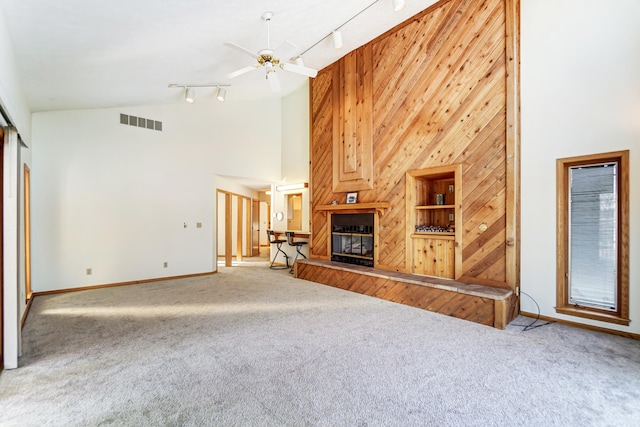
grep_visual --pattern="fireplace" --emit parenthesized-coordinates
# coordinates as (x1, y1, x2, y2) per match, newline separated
(331, 213, 374, 267)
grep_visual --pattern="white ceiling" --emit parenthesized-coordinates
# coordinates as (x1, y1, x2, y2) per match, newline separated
(0, 0, 437, 112)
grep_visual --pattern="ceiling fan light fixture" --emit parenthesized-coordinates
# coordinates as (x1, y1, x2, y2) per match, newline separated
(224, 12, 319, 90)
(332, 30, 343, 49)
(185, 87, 195, 103)
(216, 87, 226, 102)
(392, 0, 406, 12)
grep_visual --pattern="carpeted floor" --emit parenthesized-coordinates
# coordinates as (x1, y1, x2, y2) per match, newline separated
(1, 259, 639, 426)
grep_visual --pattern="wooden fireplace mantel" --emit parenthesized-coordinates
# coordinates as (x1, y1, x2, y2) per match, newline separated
(315, 202, 390, 215)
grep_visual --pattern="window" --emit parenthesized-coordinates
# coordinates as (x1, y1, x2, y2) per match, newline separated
(556, 151, 629, 325)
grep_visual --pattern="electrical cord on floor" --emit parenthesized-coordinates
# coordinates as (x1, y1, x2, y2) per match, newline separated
(513, 290, 555, 331)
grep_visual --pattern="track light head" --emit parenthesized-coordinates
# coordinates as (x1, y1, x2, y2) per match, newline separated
(332, 30, 343, 49)
(185, 87, 195, 103)
(170, 84, 230, 103)
(392, 0, 406, 12)
(216, 87, 226, 102)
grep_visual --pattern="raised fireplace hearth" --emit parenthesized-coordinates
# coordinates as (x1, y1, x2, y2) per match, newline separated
(331, 213, 374, 267)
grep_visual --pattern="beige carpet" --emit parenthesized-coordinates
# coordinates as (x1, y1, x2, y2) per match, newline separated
(1, 261, 639, 426)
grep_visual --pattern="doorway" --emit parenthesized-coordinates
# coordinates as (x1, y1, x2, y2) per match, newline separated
(217, 190, 263, 267)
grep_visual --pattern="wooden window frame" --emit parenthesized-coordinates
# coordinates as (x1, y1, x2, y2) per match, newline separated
(556, 150, 629, 325)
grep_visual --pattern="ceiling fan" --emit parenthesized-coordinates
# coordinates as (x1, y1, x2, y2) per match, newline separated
(224, 12, 318, 92)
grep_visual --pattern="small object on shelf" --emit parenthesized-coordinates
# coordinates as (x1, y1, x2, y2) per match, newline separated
(331, 200, 339, 205)
(415, 224, 455, 233)
(346, 192, 358, 204)
(435, 193, 445, 205)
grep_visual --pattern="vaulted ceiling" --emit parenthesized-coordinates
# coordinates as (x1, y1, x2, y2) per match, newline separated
(0, 0, 437, 112)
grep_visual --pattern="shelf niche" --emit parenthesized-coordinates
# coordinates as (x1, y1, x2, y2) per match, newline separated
(406, 164, 462, 279)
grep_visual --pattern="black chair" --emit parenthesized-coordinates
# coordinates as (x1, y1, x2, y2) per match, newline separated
(266, 230, 289, 269)
(285, 231, 308, 274)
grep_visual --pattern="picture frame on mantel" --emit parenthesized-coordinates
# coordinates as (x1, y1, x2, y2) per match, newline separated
(346, 192, 358, 204)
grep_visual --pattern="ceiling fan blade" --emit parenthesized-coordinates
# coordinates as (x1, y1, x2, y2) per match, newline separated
(267, 71, 281, 92)
(228, 65, 260, 79)
(274, 40, 297, 61)
(280, 62, 318, 78)
(224, 42, 259, 60)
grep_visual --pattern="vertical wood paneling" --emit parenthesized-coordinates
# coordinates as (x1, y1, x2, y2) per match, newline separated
(310, 0, 517, 293)
(341, 55, 357, 174)
(411, 236, 455, 278)
(333, 47, 374, 192)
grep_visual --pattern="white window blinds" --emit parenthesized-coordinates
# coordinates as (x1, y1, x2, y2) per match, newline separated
(568, 162, 618, 310)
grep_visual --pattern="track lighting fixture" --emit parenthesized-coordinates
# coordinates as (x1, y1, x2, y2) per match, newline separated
(216, 87, 226, 102)
(168, 83, 231, 103)
(184, 87, 195, 103)
(392, 0, 406, 12)
(332, 30, 343, 49)
(296, 0, 408, 59)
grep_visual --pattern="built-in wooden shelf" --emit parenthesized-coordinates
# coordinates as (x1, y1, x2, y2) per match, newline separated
(406, 165, 462, 279)
(414, 204, 456, 210)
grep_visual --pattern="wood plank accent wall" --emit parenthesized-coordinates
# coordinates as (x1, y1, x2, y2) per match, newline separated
(310, 0, 519, 293)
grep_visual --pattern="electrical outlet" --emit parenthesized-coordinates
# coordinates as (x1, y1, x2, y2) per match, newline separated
(449, 213, 454, 221)
(196, 222, 202, 228)
(163, 262, 168, 268)
(86, 268, 92, 275)
(449, 184, 454, 193)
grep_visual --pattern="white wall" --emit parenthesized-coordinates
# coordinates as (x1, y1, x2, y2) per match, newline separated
(271, 83, 311, 263)
(521, 0, 640, 333)
(31, 98, 280, 292)
(281, 82, 310, 186)
(0, 2, 31, 144)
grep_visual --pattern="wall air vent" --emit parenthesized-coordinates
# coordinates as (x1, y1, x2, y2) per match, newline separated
(119, 113, 162, 131)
